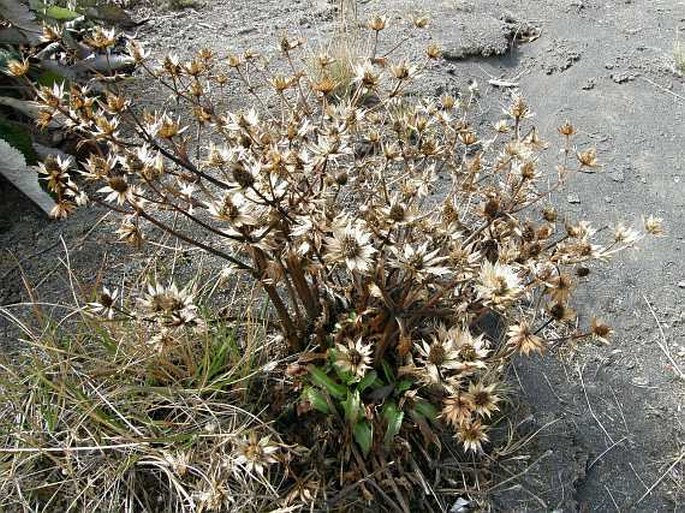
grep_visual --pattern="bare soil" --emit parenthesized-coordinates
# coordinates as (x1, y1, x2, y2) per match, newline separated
(1, 1, 683, 511)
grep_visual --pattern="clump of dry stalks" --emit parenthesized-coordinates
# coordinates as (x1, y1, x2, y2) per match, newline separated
(0, 7, 665, 513)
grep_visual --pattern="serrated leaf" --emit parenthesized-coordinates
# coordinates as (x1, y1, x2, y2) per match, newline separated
(72, 54, 135, 73)
(0, 138, 54, 215)
(382, 402, 404, 446)
(353, 420, 373, 457)
(0, 117, 38, 164)
(357, 370, 378, 393)
(341, 389, 361, 427)
(308, 367, 346, 399)
(302, 386, 330, 414)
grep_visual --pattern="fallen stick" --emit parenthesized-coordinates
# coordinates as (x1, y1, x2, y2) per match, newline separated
(488, 78, 519, 88)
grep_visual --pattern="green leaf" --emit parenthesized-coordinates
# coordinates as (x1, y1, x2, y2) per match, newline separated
(382, 402, 404, 446)
(413, 400, 439, 422)
(0, 46, 21, 73)
(302, 386, 330, 414)
(45, 5, 80, 22)
(381, 360, 395, 383)
(37, 69, 66, 88)
(353, 420, 374, 457)
(341, 389, 361, 427)
(0, 117, 37, 164)
(357, 370, 378, 393)
(308, 366, 346, 399)
(0, 138, 54, 215)
(395, 379, 413, 393)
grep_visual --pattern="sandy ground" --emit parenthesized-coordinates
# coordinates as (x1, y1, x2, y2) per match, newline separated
(1, 1, 684, 511)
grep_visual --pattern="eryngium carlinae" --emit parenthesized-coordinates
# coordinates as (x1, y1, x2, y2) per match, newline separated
(32, 14, 664, 508)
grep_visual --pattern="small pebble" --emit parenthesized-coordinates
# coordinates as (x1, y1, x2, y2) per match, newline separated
(631, 376, 650, 386)
(610, 169, 625, 182)
(611, 72, 636, 83)
(582, 79, 596, 90)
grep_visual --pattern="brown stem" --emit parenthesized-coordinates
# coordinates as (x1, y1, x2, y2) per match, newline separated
(251, 247, 301, 351)
(261, 280, 301, 352)
(374, 313, 396, 365)
(137, 210, 254, 273)
(286, 253, 320, 323)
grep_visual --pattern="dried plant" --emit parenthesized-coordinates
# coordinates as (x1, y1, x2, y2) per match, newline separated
(1, 10, 665, 512)
(0, 263, 287, 512)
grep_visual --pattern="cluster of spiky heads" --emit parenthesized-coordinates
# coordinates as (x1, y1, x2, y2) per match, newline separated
(9, 10, 664, 511)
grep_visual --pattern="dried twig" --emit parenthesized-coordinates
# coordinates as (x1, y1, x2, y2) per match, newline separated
(634, 450, 685, 505)
(488, 78, 519, 88)
(643, 295, 685, 380)
(587, 436, 627, 470)
(577, 365, 614, 444)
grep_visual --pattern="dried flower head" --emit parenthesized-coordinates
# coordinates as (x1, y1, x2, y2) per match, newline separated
(643, 215, 665, 236)
(333, 338, 373, 379)
(466, 381, 501, 418)
(139, 282, 202, 329)
(507, 321, 546, 355)
(457, 419, 489, 453)
(416, 328, 461, 386)
(5, 59, 29, 77)
(577, 147, 599, 168)
(476, 261, 522, 307)
(325, 222, 377, 274)
(590, 317, 613, 344)
(87, 287, 119, 319)
(441, 392, 475, 427)
(368, 14, 388, 32)
(233, 432, 279, 477)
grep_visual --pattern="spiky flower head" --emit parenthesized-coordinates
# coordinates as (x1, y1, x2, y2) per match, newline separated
(87, 287, 119, 320)
(441, 391, 475, 428)
(507, 321, 546, 355)
(457, 419, 489, 453)
(233, 432, 280, 477)
(325, 221, 377, 274)
(466, 381, 501, 419)
(333, 337, 373, 380)
(476, 261, 522, 307)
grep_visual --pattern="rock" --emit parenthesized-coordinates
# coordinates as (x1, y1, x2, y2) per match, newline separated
(611, 72, 636, 83)
(631, 376, 650, 386)
(610, 169, 625, 182)
(678, 281, 685, 289)
(567, 193, 581, 204)
(582, 78, 596, 90)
